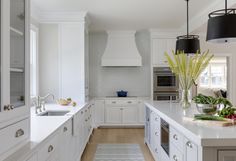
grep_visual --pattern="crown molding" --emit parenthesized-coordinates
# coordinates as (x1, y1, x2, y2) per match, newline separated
(31, 2, 41, 21)
(38, 11, 89, 24)
(149, 29, 183, 39)
(181, 0, 236, 34)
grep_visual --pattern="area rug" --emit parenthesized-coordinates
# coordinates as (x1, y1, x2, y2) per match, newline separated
(93, 144, 145, 161)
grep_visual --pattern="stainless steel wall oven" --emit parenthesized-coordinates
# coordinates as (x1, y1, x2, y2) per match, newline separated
(153, 67, 179, 101)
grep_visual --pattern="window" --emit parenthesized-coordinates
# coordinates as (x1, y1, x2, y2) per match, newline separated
(199, 57, 227, 89)
(30, 25, 38, 97)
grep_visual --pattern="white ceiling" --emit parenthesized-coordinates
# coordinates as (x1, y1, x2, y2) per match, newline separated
(32, 0, 217, 31)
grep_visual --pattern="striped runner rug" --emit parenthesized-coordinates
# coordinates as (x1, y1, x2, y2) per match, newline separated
(93, 144, 145, 161)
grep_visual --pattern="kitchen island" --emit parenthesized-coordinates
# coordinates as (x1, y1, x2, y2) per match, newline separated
(145, 100, 236, 161)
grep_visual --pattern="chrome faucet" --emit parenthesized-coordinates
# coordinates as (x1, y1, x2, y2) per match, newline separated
(33, 93, 55, 114)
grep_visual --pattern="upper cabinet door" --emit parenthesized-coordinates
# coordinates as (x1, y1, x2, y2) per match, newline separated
(152, 38, 176, 67)
(10, 0, 26, 108)
(0, 0, 29, 124)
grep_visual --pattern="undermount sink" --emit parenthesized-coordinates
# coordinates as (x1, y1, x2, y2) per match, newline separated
(37, 110, 70, 116)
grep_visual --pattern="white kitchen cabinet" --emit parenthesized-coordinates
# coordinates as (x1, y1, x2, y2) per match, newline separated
(138, 100, 146, 124)
(59, 22, 89, 103)
(105, 106, 122, 124)
(0, 0, 30, 124)
(152, 38, 175, 67)
(123, 106, 138, 124)
(59, 119, 73, 161)
(150, 110, 160, 159)
(70, 104, 93, 161)
(218, 150, 236, 161)
(94, 100, 105, 127)
(0, 0, 30, 158)
(38, 134, 59, 161)
(25, 154, 37, 161)
(104, 99, 142, 125)
(184, 138, 198, 161)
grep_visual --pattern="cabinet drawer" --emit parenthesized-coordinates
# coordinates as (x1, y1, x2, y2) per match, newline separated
(38, 134, 59, 161)
(62, 119, 72, 136)
(0, 118, 29, 155)
(170, 143, 183, 161)
(170, 127, 184, 152)
(105, 100, 138, 106)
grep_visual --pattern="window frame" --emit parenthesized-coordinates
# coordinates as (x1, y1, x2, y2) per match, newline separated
(199, 62, 227, 90)
(30, 24, 39, 99)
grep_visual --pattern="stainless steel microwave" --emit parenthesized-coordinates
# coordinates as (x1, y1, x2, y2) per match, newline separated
(153, 67, 179, 92)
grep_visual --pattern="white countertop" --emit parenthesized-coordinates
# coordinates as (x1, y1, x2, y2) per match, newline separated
(4, 103, 88, 161)
(94, 96, 150, 100)
(145, 100, 236, 147)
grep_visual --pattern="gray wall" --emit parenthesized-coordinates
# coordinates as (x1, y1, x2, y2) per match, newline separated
(89, 30, 151, 97)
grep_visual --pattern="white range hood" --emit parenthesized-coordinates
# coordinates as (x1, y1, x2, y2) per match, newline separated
(101, 31, 142, 67)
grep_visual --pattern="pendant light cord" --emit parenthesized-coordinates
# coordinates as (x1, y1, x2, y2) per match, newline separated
(186, 0, 189, 37)
(225, 0, 227, 14)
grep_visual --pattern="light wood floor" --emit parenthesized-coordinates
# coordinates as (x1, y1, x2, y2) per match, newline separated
(81, 128, 155, 161)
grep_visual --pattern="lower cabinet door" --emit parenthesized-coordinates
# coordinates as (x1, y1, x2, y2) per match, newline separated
(105, 106, 122, 124)
(185, 138, 198, 161)
(25, 154, 37, 161)
(218, 150, 236, 161)
(122, 106, 138, 124)
(46, 155, 58, 161)
(60, 120, 73, 161)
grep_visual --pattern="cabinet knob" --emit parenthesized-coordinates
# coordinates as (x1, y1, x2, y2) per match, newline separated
(63, 127, 68, 132)
(15, 129, 24, 138)
(155, 117, 158, 121)
(81, 111, 84, 114)
(173, 155, 178, 161)
(155, 132, 158, 136)
(173, 134, 178, 140)
(186, 141, 193, 148)
(48, 145, 54, 153)
(155, 148, 158, 153)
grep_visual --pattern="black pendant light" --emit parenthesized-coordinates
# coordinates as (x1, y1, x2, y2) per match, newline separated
(206, 0, 236, 43)
(176, 0, 200, 54)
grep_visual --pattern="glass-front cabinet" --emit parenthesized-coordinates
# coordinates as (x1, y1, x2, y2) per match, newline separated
(0, 0, 29, 124)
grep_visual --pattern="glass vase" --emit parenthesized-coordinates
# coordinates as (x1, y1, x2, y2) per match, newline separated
(181, 89, 191, 108)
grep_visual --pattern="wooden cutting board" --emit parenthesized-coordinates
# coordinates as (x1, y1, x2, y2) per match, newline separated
(183, 117, 236, 127)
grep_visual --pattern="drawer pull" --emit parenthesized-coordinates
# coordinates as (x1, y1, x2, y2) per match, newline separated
(112, 101, 116, 104)
(173, 155, 178, 161)
(85, 110, 88, 112)
(4, 104, 14, 111)
(173, 134, 178, 140)
(186, 141, 193, 148)
(63, 127, 68, 132)
(15, 129, 24, 138)
(127, 101, 132, 103)
(48, 145, 54, 153)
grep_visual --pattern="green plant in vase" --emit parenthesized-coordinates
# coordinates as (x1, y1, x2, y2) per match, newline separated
(164, 50, 213, 108)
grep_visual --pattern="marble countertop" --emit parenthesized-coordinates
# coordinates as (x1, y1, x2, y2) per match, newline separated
(145, 100, 236, 147)
(4, 103, 88, 161)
